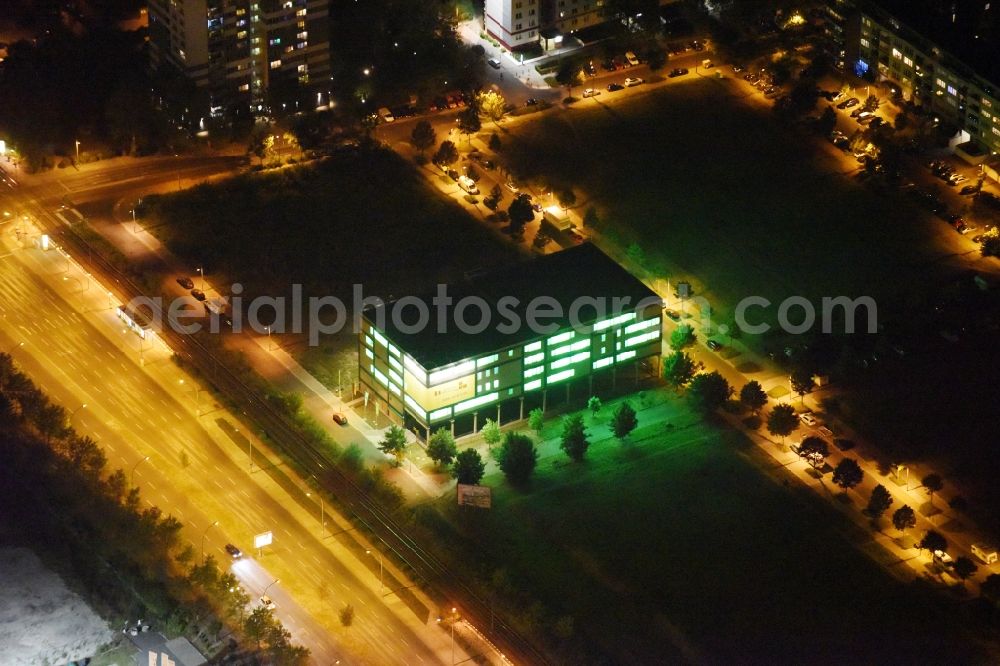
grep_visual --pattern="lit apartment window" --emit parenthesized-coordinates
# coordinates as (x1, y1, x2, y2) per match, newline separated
(298, 64, 307, 72)
(237, 30, 246, 39)
(270, 59, 281, 68)
(903, 56, 913, 67)
(239, 83, 249, 91)
(178, 48, 186, 60)
(936, 78, 946, 88)
(891, 48, 901, 59)
(296, 8, 306, 16)
(993, 127, 1000, 136)
(948, 85, 957, 95)
(297, 31, 307, 39)
(861, 38, 870, 48)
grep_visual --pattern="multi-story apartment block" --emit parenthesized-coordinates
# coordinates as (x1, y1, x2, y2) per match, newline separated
(485, 0, 674, 51)
(840, 1, 1000, 155)
(149, 0, 330, 119)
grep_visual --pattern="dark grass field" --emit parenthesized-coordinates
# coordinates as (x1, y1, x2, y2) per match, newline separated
(429, 397, 989, 662)
(145, 146, 519, 299)
(503, 78, 957, 326)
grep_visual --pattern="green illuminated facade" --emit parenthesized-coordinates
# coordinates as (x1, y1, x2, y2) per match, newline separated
(358, 244, 662, 434)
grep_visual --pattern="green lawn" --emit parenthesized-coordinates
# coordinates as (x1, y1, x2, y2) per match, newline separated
(503, 79, 953, 327)
(425, 395, 987, 662)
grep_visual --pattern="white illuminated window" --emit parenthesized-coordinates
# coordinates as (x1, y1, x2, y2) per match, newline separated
(891, 48, 901, 59)
(903, 56, 913, 67)
(296, 8, 306, 16)
(270, 59, 281, 69)
(948, 85, 957, 95)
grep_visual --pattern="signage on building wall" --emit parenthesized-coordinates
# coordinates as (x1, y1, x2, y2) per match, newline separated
(404, 368, 474, 411)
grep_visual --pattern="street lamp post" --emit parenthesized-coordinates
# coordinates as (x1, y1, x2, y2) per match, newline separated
(130, 455, 150, 486)
(75, 140, 80, 162)
(263, 578, 280, 596)
(366, 548, 384, 593)
(131, 208, 138, 234)
(201, 520, 219, 560)
(306, 491, 326, 531)
(70, 403, 87, 425)
(197, 266, 205, 290)
(4, 341, 24, 355)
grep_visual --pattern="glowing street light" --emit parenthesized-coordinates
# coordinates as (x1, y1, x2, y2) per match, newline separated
(130, 454, 150, 485)
(201, 520, 219, 560)
(365, 548, 384, 593)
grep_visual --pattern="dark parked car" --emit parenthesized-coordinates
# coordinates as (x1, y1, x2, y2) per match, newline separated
(225, 543, 242, 558)
(668, 68, 689, 78)
(190, 289, 206, 301)
(960, 185, 978, 195)
(176, 276, 194, 289)
(601, 59, 616, 72)
(332, 412, 348, 426)
(525, 98, 538, 106)
(607, 83, 624, 92)
(707, 340, 723, 351)
(664, 309, 681, 322)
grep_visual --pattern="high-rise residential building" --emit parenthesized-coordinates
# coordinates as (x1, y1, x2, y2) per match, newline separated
(485, 0, 675, 51)
(847, 0, 1000, 155)
(148, 0, 330, 119)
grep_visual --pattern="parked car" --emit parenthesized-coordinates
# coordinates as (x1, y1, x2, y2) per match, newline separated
(190, 289, 206, 301)
(487, 58, 501, 69)
(582, 88, 601, 98)
(868, 117, 884, 128)
(176, 276, 194, 289)
(707, 339, 723, 351)
(525, 98, 538, 106)
(332, 412, 348, 426)
(799, 412, 819, 427)
(607, 83, 624, 92)
(259, 595, 276, 610)
(600, 59, 617, 72)
(960, 185, 978, 195)
(837, 97, 859, 109)
(664, 309, 681, 322)
(668, 68, 689, 78)
(624, 77, 644, 87)
(625, 51, 639, 66)
(224, 543, 242, 559)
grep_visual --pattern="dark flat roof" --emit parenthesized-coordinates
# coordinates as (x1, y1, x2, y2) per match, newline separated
(366, 243, 660, 370)
(869, 0, 1000, 87)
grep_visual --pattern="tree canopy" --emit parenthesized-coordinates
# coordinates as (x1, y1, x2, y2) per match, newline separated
(495, 432, 538, 485)
(427, 428, 458, 467)
(452, 448, 486, 485)
(560, 414, 590, 462)
(611, 402, 638, 442)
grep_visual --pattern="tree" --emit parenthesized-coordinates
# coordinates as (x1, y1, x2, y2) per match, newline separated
(739, 380, 768, 415)
(669, 324, 696, 351)
(457, 105, 481, 143)
(481, 418, 502, 449)
(892, 505, 916, 533)
(662, 351, 696, 389)
(866, 484, 893, 521)
(528, 407, 544, 435)
(799, 436, 829, 465)
(452, 448, 486, 485)
(507, 193, 534, 235)
(922, 473, 943, 505)
(981, 574, 1000, 602)
(587, 396, 602, 419)
(982, 230, 1000, 258)
(919, 530, 947, 554)
(687, 371, 732, 413)
(611, 401, 638, 443)
(817, 106, 837, 136)
(378, 425, 407, 466)
(766, 404, 799, 444)
(433, 140, 458, 166)
(427, 428, 457, 467)
(410, 120, 436, 155)
(496, 432, 538, 485)
(477, 90, 507, 125)
(789, 367, 814, 403)
(644, 45, 667, 71)
(339, 604, 355, 626)
(788, 78, 819, 115)
(832, 458, 863, 490)
(863, 94, 880, 112)
(489, 132, 502, 151)
(954, 556, 978, 584)
(557, 187, 576, 211)
(244, 606, 274, 648)
(894, 111, 910, 131)
(560, 414, 590, 462)
(555, 61, 581, 97)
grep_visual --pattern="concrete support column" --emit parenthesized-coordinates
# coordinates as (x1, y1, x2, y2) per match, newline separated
(588, 374, 593, 396)
(519, 396, 524, 420)
(450, 419, 455, 438)
(542, 390, 548, 412)
(473, 412, 479, 433)
(497, 403, 501, 424)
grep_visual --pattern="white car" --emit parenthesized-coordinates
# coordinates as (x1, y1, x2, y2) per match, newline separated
(457, 175, 479, 195)
(799, 412, 819, 427)
(260, 595, 276, 610)
(624, 77, 644, 87)
(583, 88, 601, 98)
(625, 51, 639, 66)
(488, 58, 501, 69)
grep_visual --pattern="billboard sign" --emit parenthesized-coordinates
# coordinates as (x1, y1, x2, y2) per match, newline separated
(254, 531, 273, 549)
(457, 484, 492, 509)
